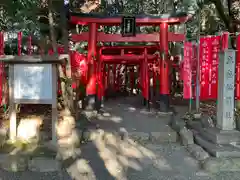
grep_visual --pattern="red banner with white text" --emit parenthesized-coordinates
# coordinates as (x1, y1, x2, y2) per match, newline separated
(236, 35, 240, 100)
(209, 36, 220, 99)
(183, 42, 193, 99)
(199, 36, 220, 100)
(199, 37, 211, 100)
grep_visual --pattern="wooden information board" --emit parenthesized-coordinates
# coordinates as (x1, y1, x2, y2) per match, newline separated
(0, 55, 67, 143)
(13, 64, 53, 103)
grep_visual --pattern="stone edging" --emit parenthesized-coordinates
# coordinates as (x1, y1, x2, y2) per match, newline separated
(170, 116, 240, 172)
(0, 153, 60, 172)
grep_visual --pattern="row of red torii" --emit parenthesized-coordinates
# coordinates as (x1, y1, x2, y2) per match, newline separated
(70, 12, 190, 112)
(1, 12, 238, 113)
(0, 12, 190, 113)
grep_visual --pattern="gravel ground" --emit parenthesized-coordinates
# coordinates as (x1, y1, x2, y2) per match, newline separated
(1, 97, 240, 180)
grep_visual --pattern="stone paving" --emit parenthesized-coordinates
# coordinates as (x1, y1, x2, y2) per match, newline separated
(1, 97, 240, 179)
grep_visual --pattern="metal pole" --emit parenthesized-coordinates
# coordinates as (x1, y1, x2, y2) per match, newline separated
(196, 10, 201, 113)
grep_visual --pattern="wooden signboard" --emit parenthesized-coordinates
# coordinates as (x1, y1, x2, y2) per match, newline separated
(0, 55, 67, 143)
(13, 64, 53, 103)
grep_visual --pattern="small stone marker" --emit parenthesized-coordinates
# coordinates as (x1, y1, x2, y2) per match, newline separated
(217, 49, 236, 130)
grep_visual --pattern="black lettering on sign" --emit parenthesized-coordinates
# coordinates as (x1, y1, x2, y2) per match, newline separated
(225, 97, 232, 105)
(226, 55, 234, 64)
(226, 70, 234, 79)
(226, 84, 234, 91)
(121, 16, 136, 37)
(225, 111, 232, 120)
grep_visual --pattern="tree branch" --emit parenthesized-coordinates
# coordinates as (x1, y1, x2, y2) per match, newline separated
(210, 0, 230, 29)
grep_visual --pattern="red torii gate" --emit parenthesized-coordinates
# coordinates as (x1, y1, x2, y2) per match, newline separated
(98, 45, 159, 108)
(70, 11, 190, 111)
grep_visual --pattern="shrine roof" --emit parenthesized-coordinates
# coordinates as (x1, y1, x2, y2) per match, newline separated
(70, 11, 190, 25)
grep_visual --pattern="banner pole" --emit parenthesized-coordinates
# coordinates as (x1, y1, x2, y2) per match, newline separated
(196, 10, 201, 113)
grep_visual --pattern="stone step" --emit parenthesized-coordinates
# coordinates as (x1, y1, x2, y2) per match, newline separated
(199, 127, 240, 144)
(128, 130, 178, 144)
(194, 134, 240, 158)
(87, 128, 178, 144)
(188, 121, 240, 144)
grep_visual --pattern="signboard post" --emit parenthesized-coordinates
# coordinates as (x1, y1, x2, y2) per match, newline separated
(217, 49, 236, 130)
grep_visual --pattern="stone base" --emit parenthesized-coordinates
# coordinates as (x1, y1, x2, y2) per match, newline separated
(194, 134, 240, 158)
(202, 157, 240, 173)
(197, 127, 240, 144)
(188, 121, 240, 158)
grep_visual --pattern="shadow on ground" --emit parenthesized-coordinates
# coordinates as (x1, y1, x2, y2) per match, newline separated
(60, 96, 214, 180)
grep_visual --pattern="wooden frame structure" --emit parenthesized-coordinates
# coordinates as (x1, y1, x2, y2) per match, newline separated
(69, 11, 190, 111)
(0, 55, 67, 143)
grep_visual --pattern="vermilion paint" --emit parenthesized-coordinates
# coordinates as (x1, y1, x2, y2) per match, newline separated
(18, 32, 22, 56)
(236, 35, 240, 99)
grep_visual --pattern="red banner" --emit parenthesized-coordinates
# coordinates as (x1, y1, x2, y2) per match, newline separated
(183, 42, 193, 99)
(236, 34, 240, 99)
(221, 32, 229, 51)
(209, 36, 220, 99)
(199, 37, 211, 100)
(199, 36, 220, 100)
(17, 32, 22, 56)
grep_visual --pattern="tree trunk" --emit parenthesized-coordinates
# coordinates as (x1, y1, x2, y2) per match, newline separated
(48, 0, 70, 114)
(60, 0, 74, 112)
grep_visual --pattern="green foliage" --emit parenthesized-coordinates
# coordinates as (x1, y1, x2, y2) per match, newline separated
(0, 0, 237, 50)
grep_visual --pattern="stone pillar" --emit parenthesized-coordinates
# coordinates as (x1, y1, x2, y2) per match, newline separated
(217, 49, 236, 130)
(86, 23, 97, 110)
(159, 23, 170, 112)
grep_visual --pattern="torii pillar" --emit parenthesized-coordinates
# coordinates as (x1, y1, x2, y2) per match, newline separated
(159, 23, 170, 112)
(86, 23, 97, 110)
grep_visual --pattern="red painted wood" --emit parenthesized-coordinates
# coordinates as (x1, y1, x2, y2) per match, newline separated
(70, 16, 190, 25)
(86, 23, 97, 96)
(159, 23, 170, 95)
(71, 32, 185, 42)
(100, 45, 158, 50)
(18, 32, 22, 56)
(100, 55, 156, 62)
(144, 48, 149, 100)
